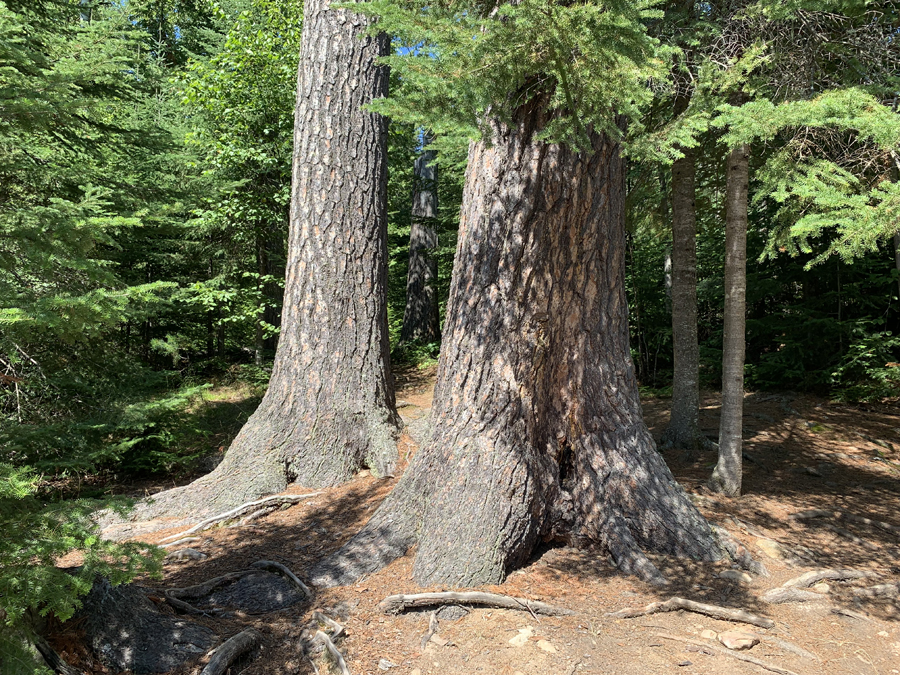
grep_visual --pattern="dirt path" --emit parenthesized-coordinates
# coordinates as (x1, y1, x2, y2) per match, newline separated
(53, 376, 900, 675)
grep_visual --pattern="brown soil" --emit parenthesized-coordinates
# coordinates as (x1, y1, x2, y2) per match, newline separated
(51, 375, 900, 675)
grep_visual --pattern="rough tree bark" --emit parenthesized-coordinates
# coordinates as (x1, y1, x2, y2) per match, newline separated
(660, 139, 707, 456)
(311, 98, 723, 589)
(400, 139, 441, 344)
(710, 142, 750, 497)
(127, 0, 400, 520)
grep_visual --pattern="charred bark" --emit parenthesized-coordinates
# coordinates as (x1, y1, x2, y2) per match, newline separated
(400, 141, 441, 345)
(311, 99, 723, 589)
(710, 143, 750, 497)
(130, 0, 399, 520)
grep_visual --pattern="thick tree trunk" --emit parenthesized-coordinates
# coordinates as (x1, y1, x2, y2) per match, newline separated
(710, 143, 750, 497)
(660, 144, 707, 455)
(130, 0, 399, 520)
(400, 141, 441, 344)
(311, 99, 723, 589)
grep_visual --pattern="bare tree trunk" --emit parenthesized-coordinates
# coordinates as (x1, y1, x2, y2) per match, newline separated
(894, 232, 900, 301)
(661, 143, 707, 456)
(130, 0, 399, 520)
(400, 140, 441, 345)
(710, 143, 750, 497)
(311, 99, 723, 590)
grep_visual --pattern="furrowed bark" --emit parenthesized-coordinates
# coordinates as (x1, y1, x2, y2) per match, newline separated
(710, 142, 749, 497)
(311, 97, 723, 589)
(116, 0, 399, 522)
(401, 139, 441, 345)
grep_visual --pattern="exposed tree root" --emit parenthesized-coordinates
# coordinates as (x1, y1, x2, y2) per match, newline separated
(165, 570, 255, 613)
(762, 636, 819, 661)
(602, 515, 668, 587)
(714, 526, 768, 577)
(251, 560, 312, 598)
(160, 537, 201, 549)
(607, 596, 774, 629)
(653, 632, 798, 675)
(34, 634, 83, 675)
(791, 509, 900, 537)
(831, 607, 871, 621)
(231, 506, 276, 527)
(781, 569, 879, 589)
(377, 592, 576, 616)
(761, 587, 825, 604)
(159, 493, 321, 542)
(314, 630, 351, 675)
(853, 582, 899, 598)
(311, 611, 345, 639)
(200, 629, 262, 675)
(419, 611, 439, 651)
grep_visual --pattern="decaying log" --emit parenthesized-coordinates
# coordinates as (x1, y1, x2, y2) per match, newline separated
(200, 629, 262, 675)
(653, 632, 799, 675)
(378, 591, 575, 616)
(251, 560, 312, 598)
(781, 569, 879, 589)
(314, 630, 351, 675)
(608, 596, 774, 629)
(159, 493, 321, 542)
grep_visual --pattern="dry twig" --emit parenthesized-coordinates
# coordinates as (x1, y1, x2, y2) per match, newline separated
(378, 591, 575, 616)
(607, 596, 774, 629)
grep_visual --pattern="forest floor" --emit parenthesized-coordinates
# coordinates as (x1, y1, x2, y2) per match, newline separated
(51, 368, 900, 675)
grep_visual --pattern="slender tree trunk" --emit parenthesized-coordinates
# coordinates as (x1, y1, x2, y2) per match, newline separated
(129, 0, 399, 520)
(400, 139, 441, 344)
(312, 99, 723, 589)
(661, 144, 707, 455)
(710, 143, 750, 497)
(893, 232, 900, 300)
(254, 232, 267, 367)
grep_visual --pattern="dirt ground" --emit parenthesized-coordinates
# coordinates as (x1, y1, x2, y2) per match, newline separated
(51, 371, 900, 675)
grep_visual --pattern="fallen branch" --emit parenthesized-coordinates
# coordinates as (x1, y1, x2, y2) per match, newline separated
(378, 591, 575, 616)
(419, 611, 438, 651)
(251, 560, 312, 598)
(159, 493, 321, 542)
(653, 632, 798, 675)
(782, 569, 879, 589)
(314, 630, 351, 675)
(200, 629, 262, 675)
(607, 596, 774, 629)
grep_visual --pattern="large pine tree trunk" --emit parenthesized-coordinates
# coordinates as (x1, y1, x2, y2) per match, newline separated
(311, 99, 723, 589)
(660, 143, 706, 455)
(131, 0, 399, 520)
(710, 143, 750, 497)
(400, 142, 441, 344)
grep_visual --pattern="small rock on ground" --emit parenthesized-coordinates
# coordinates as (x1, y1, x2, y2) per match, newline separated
(717, 630, 760, 650)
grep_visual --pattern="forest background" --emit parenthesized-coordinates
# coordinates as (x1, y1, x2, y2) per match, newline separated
(2, 0, 900, 666)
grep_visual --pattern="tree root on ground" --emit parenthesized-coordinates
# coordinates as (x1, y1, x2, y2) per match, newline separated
(377, 591, 575, 616)
(160, 536, 201, 549)
(781, 568, 879, 588)
(159, 493, 321, 542)
(761, 587, 825, 604)
(311, 611, 345, 639)
(164, 570, 255, 614)
(314, 630, 351, 675)
(607, 596, 774, 629)
(251, 560, 312, 598)
(653, 632, 798, 675)
(714, 526, 769, 577)
(761, 635, 819, 661)
(853, 582, 899, 598)
(200, 629, 261, 675)
(419, 611, 439, 651)
(791, 509, 900, 537)
(34, 634, 82, 675)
